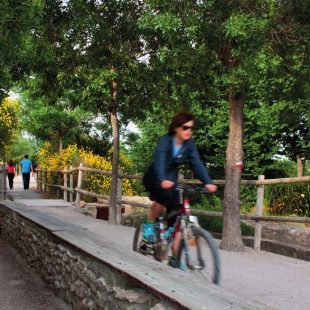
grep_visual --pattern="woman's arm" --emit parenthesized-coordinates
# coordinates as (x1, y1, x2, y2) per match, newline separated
(153, 136, 170, 183)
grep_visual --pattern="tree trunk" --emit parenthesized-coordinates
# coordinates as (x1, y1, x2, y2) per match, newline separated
(296, 153, 303, 177)
(59, 138, 63, 152)
(220, 91, 245, 252)
(109, 72, 119, 224)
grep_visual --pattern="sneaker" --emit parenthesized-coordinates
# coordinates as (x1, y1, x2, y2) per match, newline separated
(142, 223, 155, 243)
(164, 227, 174, 240)
(169, 258, 187, 271)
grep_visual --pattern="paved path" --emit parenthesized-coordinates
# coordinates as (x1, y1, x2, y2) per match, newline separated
(0, 238, 69, 310)
(3, 176, 310, 309)
(8, 174, 53, 200)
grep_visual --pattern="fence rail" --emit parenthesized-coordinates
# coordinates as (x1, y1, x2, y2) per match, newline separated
(4, 164, 309, 251)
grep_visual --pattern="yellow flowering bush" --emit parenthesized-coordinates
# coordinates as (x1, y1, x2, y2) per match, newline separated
(38, 143, 135, 197)
(0, 97, 20, 156)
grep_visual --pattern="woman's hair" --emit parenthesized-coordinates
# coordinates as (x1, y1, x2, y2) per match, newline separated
(168, 111, 195, 135)
(8, 159, 14, 166)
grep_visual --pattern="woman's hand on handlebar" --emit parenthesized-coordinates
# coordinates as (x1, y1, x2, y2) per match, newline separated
(160, 180, 175, 189)
(205, 184, 217, 193)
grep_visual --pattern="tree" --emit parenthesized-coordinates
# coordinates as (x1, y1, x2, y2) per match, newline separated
(137, 0, 310, 251)
(21, 90, 105, 155)
(0, 0, 42, 101)
(7, 135, 41, 164)
(22, 0, 147, 223)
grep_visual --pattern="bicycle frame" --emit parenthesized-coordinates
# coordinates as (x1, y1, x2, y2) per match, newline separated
(166, 188, 201, 269)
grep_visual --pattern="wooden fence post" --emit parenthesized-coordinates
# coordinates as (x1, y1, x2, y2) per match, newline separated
(254, 175, 265, 250)
(44, 169, 47, 192)
(36, 169, 39, 190)
(116, 171, 123, 225)
(64, 167, 68, 202)
(1, 165, 7, 200)
(39, 170, 42, 191)
(57, 173, 61, 198)
(69, 166, 74, 203)
(75, 163, 83, 207)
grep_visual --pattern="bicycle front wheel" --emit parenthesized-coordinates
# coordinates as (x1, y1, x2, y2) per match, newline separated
(176, 226, 221, 285)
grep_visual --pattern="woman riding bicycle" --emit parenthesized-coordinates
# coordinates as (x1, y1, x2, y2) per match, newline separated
(143, 112, 217, 265)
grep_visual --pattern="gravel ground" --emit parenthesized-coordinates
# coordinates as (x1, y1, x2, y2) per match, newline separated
(219, 245, 310, 310)
(0, 238, 70, 310)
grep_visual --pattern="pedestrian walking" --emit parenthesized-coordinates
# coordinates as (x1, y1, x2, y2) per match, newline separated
(6, 159, 15, 190)
(20, 155, 33, 190)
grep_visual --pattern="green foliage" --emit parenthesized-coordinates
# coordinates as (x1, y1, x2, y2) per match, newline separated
(121, 208, 148, 228)
(127, 0, 310, 184)
(240, 186, 257, 214)
(197, 216, 254, 237)
(194, 195, 224, 212)
(266, 183, 310, 216)
(0, 0, 43, 100)
(19, 92, 106, 153)
(192, 195, 254, 235)
(127, 106, 173, 173)
(6, 135, 41, 164)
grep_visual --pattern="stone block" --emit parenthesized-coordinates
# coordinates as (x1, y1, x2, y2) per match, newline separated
(54, 280, 61, 289)
(113, 287, 149, 304)
(96, 277, 107, 288)
(151, 303, 174, 310)
(86, 269, 97, 282)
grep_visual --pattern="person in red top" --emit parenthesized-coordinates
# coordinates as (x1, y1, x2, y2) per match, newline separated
(6, 159, 15, 190)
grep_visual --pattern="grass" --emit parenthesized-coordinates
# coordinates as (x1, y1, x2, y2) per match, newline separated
(196, 214, 255, 236)
(122, 202, 255, 236)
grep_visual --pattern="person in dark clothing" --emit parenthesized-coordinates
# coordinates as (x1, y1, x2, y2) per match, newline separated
(6, 160, 15, 190)
(142, 112, 217, 267)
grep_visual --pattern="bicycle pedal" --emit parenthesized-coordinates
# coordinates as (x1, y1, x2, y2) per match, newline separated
(188, 239, 197, 246)
(139, 241, 154, 255)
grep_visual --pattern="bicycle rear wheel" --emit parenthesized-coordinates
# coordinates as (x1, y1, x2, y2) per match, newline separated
(176, 226, 221, 285)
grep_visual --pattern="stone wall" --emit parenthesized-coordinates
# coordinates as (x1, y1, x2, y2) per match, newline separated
(0, 205, 174, 310)
(261, 223, 310, 248)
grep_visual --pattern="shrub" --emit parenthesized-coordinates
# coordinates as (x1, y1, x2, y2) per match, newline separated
(38, 143, 135, 197)
(265, 183, 309, 216)
(121, 208, 148, 227)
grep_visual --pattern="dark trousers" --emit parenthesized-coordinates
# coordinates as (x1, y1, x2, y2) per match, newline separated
(7, 173, 14, 189)
(22, 173, 30, 190)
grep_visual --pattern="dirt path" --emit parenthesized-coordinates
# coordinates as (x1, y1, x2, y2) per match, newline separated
(0, 238, 70, 310)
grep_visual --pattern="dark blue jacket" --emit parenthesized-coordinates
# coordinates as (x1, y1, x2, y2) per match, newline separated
(145, 134, 213, 185)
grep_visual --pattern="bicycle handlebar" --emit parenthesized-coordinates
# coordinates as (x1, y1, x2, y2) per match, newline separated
(175, 185, 210, 194)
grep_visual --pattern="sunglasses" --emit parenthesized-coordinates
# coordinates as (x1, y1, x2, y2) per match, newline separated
(181, 125, 194, 131)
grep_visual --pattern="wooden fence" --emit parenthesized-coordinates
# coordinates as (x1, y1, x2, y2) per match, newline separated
(34, 164, 310, 251)
(0, 165, 7, 200)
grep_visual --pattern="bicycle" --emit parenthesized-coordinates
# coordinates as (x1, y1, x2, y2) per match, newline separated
(133, 185, 221, 285)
